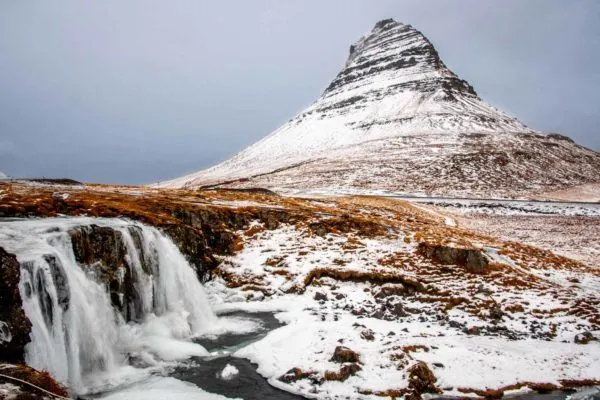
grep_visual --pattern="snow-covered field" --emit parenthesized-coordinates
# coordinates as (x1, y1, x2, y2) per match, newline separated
(203, 211, 600, 399)
(1, 182, 598, 399)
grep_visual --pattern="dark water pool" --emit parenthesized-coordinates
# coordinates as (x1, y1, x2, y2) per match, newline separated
(174, 310, 307, 400)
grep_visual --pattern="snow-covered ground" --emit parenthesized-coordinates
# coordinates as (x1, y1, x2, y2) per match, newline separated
(2, 182, 598, 399)
(203, 216, 600, 399)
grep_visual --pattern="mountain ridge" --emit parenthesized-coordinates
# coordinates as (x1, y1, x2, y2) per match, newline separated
(160, 19, 600, 198)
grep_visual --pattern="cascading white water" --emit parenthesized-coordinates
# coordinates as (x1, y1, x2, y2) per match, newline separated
(0, 217, 224, 396)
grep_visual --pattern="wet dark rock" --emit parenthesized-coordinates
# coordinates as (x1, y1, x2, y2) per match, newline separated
(0, 247, 32, 363)
(169, 207, 301, 280)
(69, 225, 132, 316)
(32, 265, 54, 328)
(43, 255, 70, 312)
(330, 346, 360, 363)
(70, 225, 127, 268)
(162, 224, 218, 282)
(417, 243, 488, 273)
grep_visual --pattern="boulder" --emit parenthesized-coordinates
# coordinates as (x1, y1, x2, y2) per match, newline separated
(407, 361, 441, 397)
(330, 346, 360, 363)
(418, 243, 488, 273)
(574, 331, 596, 345)
(314, 292, 328, 301)
(373, 283, 407, 298)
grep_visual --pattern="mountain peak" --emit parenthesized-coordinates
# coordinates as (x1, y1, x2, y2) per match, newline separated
(159, 20, 600, 198)
(327, 19, 473, 99)
(373, 18, 403, 30)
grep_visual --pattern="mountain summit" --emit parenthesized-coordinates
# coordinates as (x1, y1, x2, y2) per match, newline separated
(162, 19, 600, 197)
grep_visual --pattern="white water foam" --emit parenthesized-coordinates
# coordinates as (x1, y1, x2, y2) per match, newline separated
(0, 217, 249, 397)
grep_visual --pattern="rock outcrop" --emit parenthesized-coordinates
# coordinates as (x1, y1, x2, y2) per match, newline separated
(417, 242, 489, 273)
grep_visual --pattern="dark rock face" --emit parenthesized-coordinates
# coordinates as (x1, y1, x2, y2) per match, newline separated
(43, 255, 70, 312)
(417, 243, 488, 273)
(161, 224, 218, 282)
(0, 247, 32, 363)
(168, 206, 302, 280)
(69, 225, 133, 317)
(70, 225, 127, 269)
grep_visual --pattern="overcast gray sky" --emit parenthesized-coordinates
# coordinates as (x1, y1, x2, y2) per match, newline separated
(1, 1, 598, 184)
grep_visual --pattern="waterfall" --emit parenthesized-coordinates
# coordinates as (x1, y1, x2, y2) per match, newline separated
(0, 217, 219, 395)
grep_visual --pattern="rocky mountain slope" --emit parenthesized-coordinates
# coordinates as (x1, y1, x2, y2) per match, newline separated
(161, 19, 600, 198)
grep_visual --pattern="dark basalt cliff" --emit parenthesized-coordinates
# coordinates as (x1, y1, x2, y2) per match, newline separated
(0, 247, 31, 363)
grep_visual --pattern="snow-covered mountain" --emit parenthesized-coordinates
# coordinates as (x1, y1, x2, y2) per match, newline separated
(161, 19, 600, 198)
(0, 171, 8, 180)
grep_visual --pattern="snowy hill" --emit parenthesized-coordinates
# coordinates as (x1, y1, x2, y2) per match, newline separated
(0, 171, 8, 180)
(161, 19, 600, 198)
